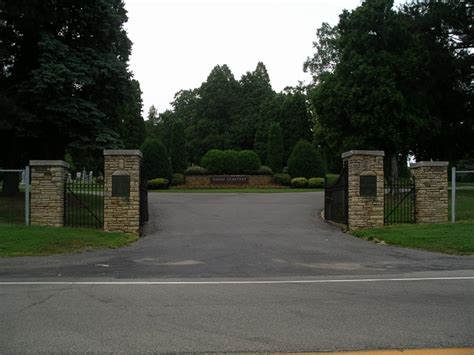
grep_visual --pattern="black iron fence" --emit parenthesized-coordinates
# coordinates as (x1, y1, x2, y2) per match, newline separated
(384, 177, 415, 224)
(64, 177, 104, 229)
(139, 163, 149, 228)
(324, 165, 348, 225)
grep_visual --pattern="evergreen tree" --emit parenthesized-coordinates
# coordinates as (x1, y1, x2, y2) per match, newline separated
(141, 138, 171, 180)
(287, 140, 325, 179)
(267, 122, 284, 173)
(169, 120, 187, 173)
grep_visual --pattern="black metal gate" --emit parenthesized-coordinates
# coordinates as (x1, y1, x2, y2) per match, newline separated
(324, 164, 348, 225)
(384, 176, 415, 224)
(64, 174, 104, 228)
(139, 163, 149, 228)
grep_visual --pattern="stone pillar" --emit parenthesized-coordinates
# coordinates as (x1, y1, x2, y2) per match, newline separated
(29, 160, 69, 227)
(103, 150, 142, 234)
(342, 150, 385, 230)
(410, 161, 449, 224)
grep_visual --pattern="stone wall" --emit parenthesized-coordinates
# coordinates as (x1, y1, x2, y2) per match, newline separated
(410, 161, 449, 224)
(342, 150, 385, 230)
(184, 175, 277, 188)
(30, 160, 69, 227)
(103, 150, 142, 234)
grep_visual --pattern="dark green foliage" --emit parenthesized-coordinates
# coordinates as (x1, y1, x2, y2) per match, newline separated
(308, 177, 325, 189)
(291, 177, 308, 188)
(287, 140, 325, 179)
(171, 173, 185, 186)
(147, 178, 169, 190)
(222, 150, 240, 174)
(267, 122, 284, 173)
(256, 166, 273, 175)
(184, 166, 209, 176)
(238, 150, 261, 173)
(141, 139, 171, 180)
(170, 120, 187, 173)
(0, 0, 140, 169)
(273, 173, 291, 186)
(201, 149, 226, 174)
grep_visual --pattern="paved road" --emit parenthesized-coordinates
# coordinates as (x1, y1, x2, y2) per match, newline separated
(0, 192, 473, 352)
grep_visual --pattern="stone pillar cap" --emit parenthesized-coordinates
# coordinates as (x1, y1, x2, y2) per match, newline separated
(410, 161, 449, 168)
(341, 150, 385, 159)
(103, 149, 143, 158)
(30, 160, 70, 168)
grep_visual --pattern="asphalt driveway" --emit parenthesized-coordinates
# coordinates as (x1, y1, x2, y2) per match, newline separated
(0, 192, 472, 279)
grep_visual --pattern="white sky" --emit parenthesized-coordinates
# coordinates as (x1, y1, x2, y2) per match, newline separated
(124, 0, 397, 115)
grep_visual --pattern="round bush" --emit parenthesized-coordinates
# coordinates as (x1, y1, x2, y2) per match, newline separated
(308, 177, 325, 188)
(148, 178, 169, 190)
(291, 177, 308, 188)
(287, 140, 325, 179)
(256, 165, 273, 175)
(201, 149, 226, 174)
(141, 138, 171, 180)
(184, 165, 209, 176)
(171, 173, 185, 186)
(222, 150, 240, 174)
(273, 173, 291, 186)
(238, 150, 261, 173)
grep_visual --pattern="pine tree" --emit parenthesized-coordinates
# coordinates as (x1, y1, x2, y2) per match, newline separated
(267, 122, 284, 173)
(169, 121, 187, 173)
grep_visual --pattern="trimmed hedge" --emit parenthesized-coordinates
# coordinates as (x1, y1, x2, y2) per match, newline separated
(141, 138, 172, 180)
(287, 140, 324, 179)
(201, 149, 226, 174)
(273, 173, 291, 186)
(171, 173, 185, 186)
(238, 150, 261, 173)
(257, 165, 273, 175)
(291, 177, 308, 188)
(308, 177, 325, 188)
(148, 178, 169, 190)
(184, 165, 209, 176)
(223, 150, 240, 174)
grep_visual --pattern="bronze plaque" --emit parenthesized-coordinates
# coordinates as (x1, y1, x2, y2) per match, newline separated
(360, 176, 377, 197)
(112, 175, 130, 197)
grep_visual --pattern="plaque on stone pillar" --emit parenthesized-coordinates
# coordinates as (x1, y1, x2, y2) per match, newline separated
(112, 174, 130, 197)
(360, 175, 377, 197)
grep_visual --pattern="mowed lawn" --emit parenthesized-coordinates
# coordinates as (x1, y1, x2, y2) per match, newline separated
(0, 224, 137, 257)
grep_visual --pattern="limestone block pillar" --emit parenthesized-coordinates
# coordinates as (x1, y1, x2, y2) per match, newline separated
(29, 160, 69, 227)
(410, 161, 449, 224)
(342, 150, 385, 230)
(103, 150, 142, 234)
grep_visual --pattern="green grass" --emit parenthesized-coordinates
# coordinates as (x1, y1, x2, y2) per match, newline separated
(0, 224, 137, 257)
(65, 192, 103, 228)
(153, 187, 322, 193)
(450, 189, 474, 222)
(353, 223, 474, 255)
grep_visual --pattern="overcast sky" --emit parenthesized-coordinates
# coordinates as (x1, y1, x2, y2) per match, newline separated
(123, 0, 377, 116)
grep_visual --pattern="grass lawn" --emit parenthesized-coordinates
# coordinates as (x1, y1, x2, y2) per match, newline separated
(153, 187, 322, 193)
(0, 224, 137, 257)
(352, 223, 474, 255)
(449, 189, 474, 222)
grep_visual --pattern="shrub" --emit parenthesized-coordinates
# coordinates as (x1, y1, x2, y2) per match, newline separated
(171, 173, 185, 186)
(184, 165, 209, 176)
(282, 166, 288, 173)
(291, 177, 308, 188)
(238, 150, 261, 173)
(141, 138, 172, 180)
(222, 150, 240, 174)
(257, 165, 273, 175)
(169, 121, 187, 173)
(287, 140, 325, 179)
(148, 178, 169, 190)
(201, 149, 226, 173)
(273, 173, 291, 186)
(308, 177, 325, 188)
(267, 122, 284, 173)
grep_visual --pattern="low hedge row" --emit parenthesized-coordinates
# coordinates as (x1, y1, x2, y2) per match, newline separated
(201, 149, 263, 174)
(290, 177, 325, 189)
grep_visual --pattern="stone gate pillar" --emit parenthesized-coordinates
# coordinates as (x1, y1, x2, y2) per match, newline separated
(103, 150, 142, 234)
(410, 161, 449, 224)
(29, 160, 69, 227)
(342, 150, 385, 230)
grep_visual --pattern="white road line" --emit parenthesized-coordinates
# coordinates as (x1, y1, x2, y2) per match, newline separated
(0, 276, 474, 285)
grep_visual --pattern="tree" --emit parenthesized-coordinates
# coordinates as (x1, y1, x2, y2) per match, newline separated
(169, 120, 187, 173)
(121, 80, 145, 149)
(141, 138, 171, 180)
(0, 0, 139, 175)
(287, 140, 325, 179)
(267, 122, 284, 173)
(145, 105, 159, 137)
